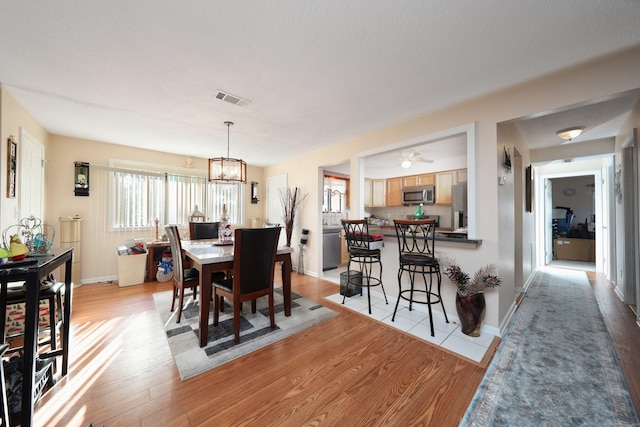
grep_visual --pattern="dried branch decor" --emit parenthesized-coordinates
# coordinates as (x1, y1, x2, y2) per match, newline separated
(280, 187, 308, 247)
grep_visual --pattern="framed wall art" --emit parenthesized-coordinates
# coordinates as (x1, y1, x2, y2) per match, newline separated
(7, 136, 17, 198)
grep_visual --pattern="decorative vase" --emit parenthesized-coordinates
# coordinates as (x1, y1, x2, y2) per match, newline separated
(456, 293, 485, 337)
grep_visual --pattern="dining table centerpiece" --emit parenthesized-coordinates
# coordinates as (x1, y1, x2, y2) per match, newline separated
(442, 260, 501, 336)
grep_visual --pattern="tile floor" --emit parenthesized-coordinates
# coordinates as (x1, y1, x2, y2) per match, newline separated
(322, 267, 495, 363)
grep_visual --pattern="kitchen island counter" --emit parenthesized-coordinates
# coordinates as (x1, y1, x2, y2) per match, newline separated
(368, 226, 482, 248)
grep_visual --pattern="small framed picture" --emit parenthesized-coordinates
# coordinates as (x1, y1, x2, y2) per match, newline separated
(7, 136, 17, 198)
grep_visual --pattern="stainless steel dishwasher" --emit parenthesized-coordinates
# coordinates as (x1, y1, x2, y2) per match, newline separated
(322, 227, 341, 271)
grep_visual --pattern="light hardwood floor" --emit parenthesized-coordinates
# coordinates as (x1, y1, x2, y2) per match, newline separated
(31, 268, 639, 426)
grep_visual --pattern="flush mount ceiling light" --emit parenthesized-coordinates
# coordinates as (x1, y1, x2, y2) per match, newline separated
(208, 121, 247, 183)
(556, 127, 585, 141)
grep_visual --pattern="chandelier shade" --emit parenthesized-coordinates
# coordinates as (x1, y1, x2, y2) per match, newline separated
(208, 121, 247, 183)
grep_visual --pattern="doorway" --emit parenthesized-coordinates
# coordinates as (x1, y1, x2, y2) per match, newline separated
(535, 161, 609, 276)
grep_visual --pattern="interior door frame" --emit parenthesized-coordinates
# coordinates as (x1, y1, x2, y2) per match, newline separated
(621, 129, 639, 308)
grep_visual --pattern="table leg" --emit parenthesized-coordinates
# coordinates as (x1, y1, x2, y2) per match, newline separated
(281, 254, 292, 317)
(21, 275, 39, 427)
(198, 264, 211, 347)
(62, 257, 73, 375)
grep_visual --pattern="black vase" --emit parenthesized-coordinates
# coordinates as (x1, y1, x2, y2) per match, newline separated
(456, 293, 486, 337)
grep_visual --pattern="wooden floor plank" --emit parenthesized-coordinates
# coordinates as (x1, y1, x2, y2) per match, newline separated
(30, 268, 639, 427)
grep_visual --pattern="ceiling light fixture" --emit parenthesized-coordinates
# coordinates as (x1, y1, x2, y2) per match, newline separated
(556, 127, 585, 141)
(208, 121, 247, 183)
(401, 159, 412, 169)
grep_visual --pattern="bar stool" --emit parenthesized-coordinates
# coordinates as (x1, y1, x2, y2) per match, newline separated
(392, 219, 449, 336)
(1, 275, 64, 354)
(341, 219, 387, 314)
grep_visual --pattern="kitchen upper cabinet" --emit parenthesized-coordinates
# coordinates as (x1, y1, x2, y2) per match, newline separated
(372, 179, 387, 207)
(364, 178, 372, 207)
(435, 171, 454, 205)
(402, 173, 434, 188)
(386, 177, 402, 206)
(456, 169, 467, 183)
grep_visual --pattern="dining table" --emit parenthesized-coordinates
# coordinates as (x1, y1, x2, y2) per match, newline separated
(182, 240, 294, 347)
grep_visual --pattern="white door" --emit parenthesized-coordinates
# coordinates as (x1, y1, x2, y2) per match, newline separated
(19, 129, 44, 220)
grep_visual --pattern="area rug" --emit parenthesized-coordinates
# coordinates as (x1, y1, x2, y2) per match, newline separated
(460, 267, 640, 426)
(153, 288, 337, 380)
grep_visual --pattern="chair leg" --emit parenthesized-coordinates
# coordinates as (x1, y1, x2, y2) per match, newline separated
(233, 301, 242, 343)
(269, 291, 275, 328)
(251, 299, 257, 313)
(213, 289, 220, 326)
(176, 286, 185, 323)
(48, 296, 57, 351)
(364, 260, 372, 315)
(170, 286, 177, 313)
(392, 268, 403, 321)
(378, 258, 387, 304)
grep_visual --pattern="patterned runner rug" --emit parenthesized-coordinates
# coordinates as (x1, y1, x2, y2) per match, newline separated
(153, 288, 337, 380)
(461, 267, 639, 426)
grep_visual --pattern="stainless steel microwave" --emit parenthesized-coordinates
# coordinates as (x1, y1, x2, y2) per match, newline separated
(402, 185, 435, 205)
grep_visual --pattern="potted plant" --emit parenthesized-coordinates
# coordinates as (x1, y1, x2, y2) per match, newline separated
(441, 259, 501, 336)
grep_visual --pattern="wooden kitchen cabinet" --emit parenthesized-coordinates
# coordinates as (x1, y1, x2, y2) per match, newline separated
(456, 169, 467, 183)
(435, 171, 454, 205)
(402, 173, 434, 188)
(372, 179, 387, 207)
(364, 178, 372, 207)
(386, 177, 402, 206)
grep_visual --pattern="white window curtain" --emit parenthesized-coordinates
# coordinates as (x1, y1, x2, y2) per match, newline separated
(108, 165, 243, 229)
(111, 169, 164, 228)
(206, 182, 242, 224)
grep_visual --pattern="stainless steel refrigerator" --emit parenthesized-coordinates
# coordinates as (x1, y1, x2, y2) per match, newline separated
(451, 183, 467, 230)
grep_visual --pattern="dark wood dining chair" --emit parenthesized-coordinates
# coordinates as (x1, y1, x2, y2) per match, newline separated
(212, 227, 281, 343)
(189, 221, 220, 240)
(165, 225, 202, 322)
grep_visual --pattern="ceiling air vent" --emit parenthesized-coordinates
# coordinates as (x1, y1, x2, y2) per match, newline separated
(214, 90, 250, 107)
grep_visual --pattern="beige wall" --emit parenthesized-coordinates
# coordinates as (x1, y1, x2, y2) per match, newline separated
(44, 135, 265, 282)
(2, 45, 640, 332)
(265, 45, 640, 331)
(0, 86, 50, 231)
(614, 91, 640, 310)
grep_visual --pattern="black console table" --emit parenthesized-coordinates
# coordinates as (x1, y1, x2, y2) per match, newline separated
(0, 248, 73, 427)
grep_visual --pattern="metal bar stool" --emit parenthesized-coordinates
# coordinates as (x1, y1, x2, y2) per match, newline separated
(341, 219, 387, 314)
(1, 275, 64, 355)
(392, 219, 449, 336)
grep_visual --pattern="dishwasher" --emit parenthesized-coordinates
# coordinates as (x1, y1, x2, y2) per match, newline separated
(322, 227, 342, 271)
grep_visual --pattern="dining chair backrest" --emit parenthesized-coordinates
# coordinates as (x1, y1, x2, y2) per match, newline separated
(393, 219, 437, 258)
(233, 227, 281, 296)
(341, 219, 374, 251)
(189, 221, 220, 240)
(165, 225, 186, 283)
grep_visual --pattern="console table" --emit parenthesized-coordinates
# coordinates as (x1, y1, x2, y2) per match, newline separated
(0, 248, 73, 427)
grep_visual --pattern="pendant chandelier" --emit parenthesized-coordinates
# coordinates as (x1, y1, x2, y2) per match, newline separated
(208, 121, 247, 183)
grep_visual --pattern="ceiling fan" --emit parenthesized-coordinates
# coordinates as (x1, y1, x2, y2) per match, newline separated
(400, 151, 434, 169)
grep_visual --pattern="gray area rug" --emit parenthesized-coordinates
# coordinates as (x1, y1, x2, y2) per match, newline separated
(461, 267, 640, 426)
(153, 288, 337, 380)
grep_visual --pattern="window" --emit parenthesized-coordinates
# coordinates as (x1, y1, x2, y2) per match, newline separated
(323, 175, 349, 213)
(110, 165, 243, 229)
